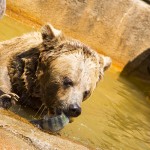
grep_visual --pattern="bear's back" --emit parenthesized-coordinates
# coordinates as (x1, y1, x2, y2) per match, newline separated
(0, 32, 43, 65)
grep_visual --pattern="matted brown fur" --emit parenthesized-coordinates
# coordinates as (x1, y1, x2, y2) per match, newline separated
(0, 24, 111, 117)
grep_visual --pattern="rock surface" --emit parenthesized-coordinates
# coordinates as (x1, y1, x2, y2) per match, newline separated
(6, 0, 150, 67)
(121, 48, 150, 97)
(0, 0, 6, 19)
(0, 109, 88, 150)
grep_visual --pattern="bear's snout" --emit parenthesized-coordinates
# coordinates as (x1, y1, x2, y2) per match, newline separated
(68, 103, 81, 117)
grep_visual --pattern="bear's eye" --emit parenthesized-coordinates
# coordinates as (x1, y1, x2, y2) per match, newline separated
(83, 90, 90, 101)
(63, 77, 73, 88)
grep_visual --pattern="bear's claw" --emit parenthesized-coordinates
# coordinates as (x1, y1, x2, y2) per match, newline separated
(0, 93, 19, 109)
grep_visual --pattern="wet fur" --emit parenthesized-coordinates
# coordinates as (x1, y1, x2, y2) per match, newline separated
(0, 24, 111, 116)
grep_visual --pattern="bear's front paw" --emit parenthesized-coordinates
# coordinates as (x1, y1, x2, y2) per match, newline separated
(0, 93, 19, 109)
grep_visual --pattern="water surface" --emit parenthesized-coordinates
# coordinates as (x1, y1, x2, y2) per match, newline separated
(0, 15, 33, 41)
(61, 68, 150, 149)
(0, 16, 150, 150)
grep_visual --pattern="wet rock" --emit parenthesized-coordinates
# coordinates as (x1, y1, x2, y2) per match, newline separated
(0, 109, 89, 150)
(0, 0, 6, 19)
(0, 128, 36, 149)
(31, 112, 70, 132)
(121, 48, 150, 97)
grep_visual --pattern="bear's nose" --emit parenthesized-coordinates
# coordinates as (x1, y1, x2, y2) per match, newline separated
(69, 104, 81, 117)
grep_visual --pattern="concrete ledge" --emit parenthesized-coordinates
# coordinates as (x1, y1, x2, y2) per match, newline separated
(0, 109, 88, 150)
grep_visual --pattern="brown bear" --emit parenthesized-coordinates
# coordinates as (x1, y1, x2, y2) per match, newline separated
(0, 24, 111, 118)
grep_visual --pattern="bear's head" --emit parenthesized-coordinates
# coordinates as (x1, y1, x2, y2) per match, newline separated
(36, 24, 111, 117)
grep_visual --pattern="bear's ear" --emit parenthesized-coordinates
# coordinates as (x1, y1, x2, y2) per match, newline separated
(99, 55, 112, 71)
(41, 23, 62, 39)
(103, 56, 112, 71)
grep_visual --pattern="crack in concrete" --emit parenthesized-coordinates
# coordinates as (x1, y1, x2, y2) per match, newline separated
(0, 125, 41, 150)
(117, 5, 134, 30)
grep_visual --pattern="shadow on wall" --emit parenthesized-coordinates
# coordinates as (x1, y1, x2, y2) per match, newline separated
(121, 48, 150, 96)
(142, 0, 150, 5)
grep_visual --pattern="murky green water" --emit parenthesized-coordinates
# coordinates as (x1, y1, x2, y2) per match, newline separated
(0, 16, 150, 150)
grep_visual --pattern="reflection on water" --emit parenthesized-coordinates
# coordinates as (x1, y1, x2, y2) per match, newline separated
(0, 16, 150, 150)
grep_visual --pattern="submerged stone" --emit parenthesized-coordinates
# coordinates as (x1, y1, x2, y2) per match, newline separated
(31, 112, 70, 132)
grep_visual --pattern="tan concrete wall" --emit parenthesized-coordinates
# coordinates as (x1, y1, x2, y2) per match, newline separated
(6, 0, 150, 67)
